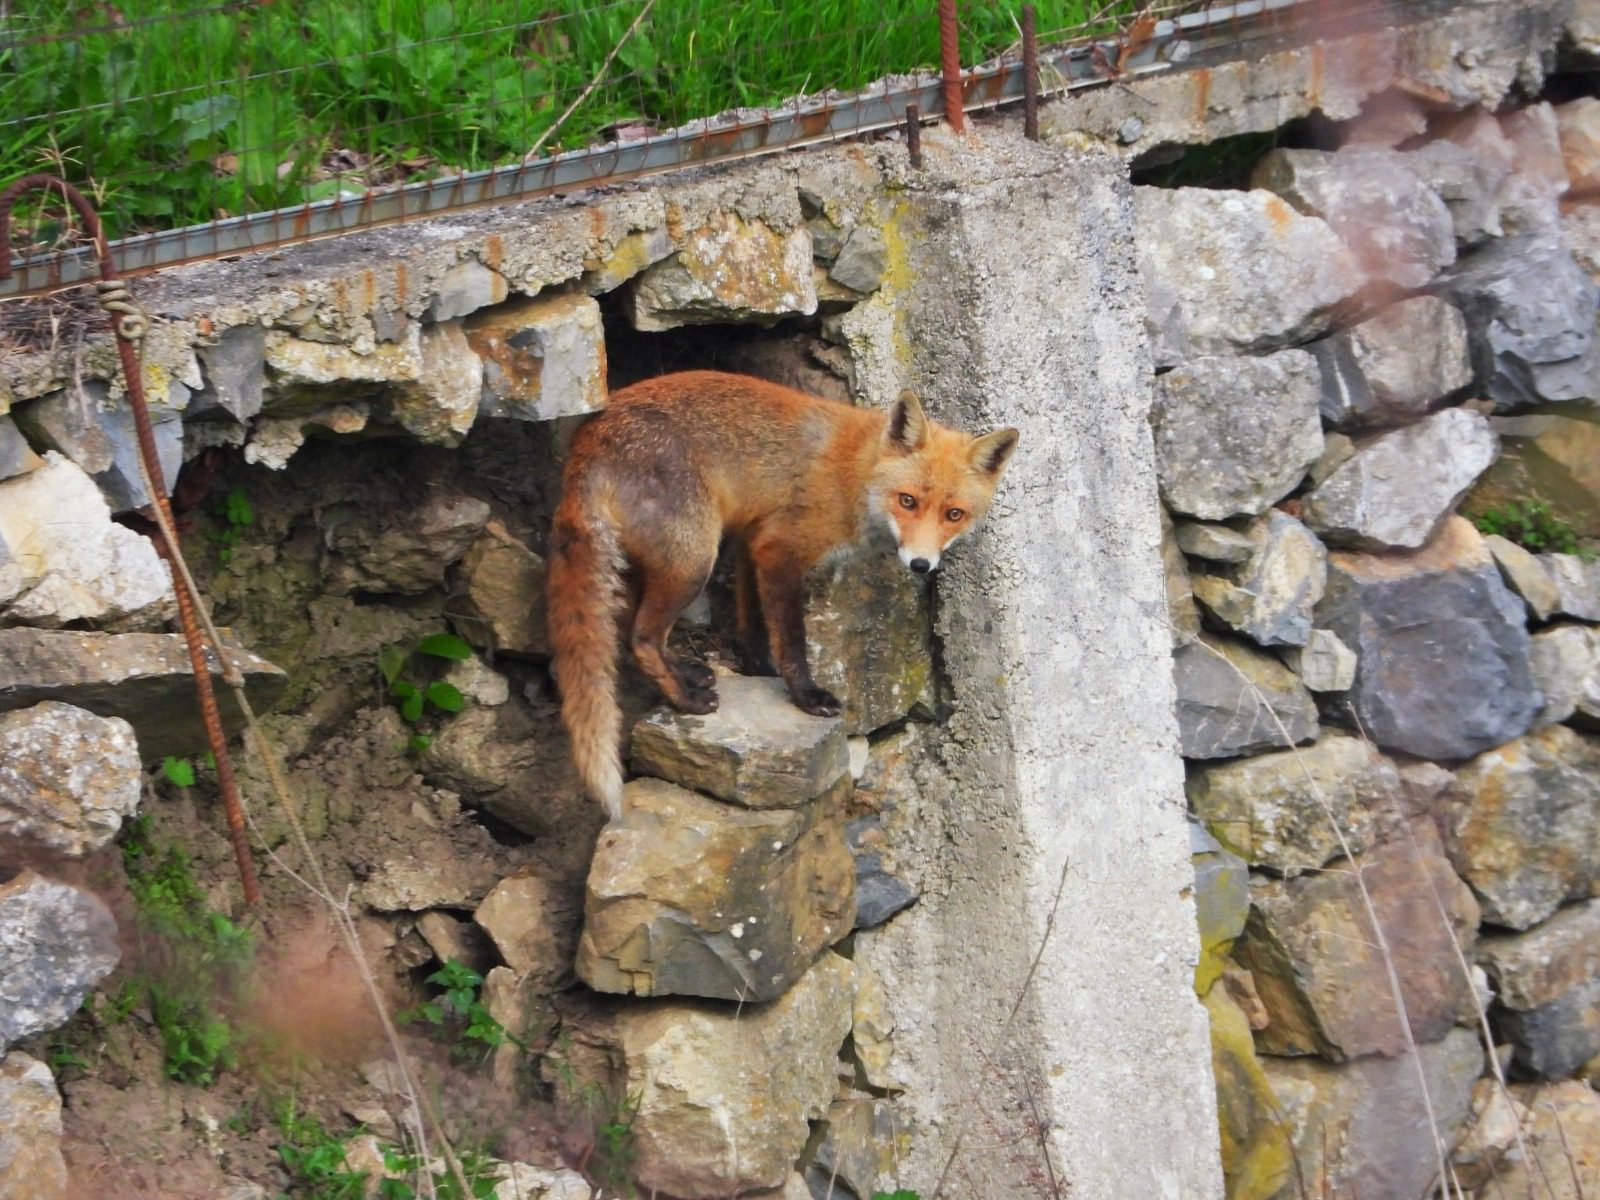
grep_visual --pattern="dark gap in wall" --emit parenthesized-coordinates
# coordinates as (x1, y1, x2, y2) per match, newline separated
(1131, 118, 1325, 190)
(1538, 68, 1600, 106)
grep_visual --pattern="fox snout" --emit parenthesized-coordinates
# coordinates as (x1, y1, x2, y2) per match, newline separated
(898, 546, 938, 574)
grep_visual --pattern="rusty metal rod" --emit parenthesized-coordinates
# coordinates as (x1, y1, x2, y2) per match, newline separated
(0, 175, 263, 907)
(906, 102, 923, 168)
(1022, 5, 1040, 141)
(937, 0, 965, 133)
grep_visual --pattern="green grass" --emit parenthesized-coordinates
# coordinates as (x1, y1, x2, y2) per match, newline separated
(1, 0, 1129, 243)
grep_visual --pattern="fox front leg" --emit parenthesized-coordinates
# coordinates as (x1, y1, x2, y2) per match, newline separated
(750, 550, 841, 719)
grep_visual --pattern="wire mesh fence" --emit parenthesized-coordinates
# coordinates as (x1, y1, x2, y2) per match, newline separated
(1, 0, 1324, 297)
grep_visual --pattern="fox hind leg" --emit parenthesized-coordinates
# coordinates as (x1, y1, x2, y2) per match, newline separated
(733, 542, 777, 677)
(628, 552, 719, 714)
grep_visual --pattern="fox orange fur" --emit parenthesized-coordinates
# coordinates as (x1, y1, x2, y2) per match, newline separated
(546, 369, 1019, 819)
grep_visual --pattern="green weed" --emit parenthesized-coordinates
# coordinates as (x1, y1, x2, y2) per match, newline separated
(543, 1041, 641, 1196)
(210, 485, 256, 565)
(398, 959, 521, 1063)
(2, 0, 1133, 242)
(379, 632, 472, 754)
(121, 815, 253, 1085)
(1473, 499, 1591, 559)
(873, 1191, 922, 1200)
(275, 1102, 370, 1200)
(376, 1148, 501, 1200)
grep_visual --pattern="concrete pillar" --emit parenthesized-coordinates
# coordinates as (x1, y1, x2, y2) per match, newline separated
(853, 127, 1223, 1199)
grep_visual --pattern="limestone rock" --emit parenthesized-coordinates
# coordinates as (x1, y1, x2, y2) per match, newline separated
(1489, 1082, 1600, 1200)
(1281, 629, 1357, 693)
(428, 260, 509, 322)
(0, 871, 119, 1049)
(1238, 820, 1478, 1060)
(1545, 552, 1600, 620)
(489, 1162, 593, 1200)
(0, 1052, 68, 1200)
(1188, 732, 1403, 877)
(1190, 511, 1327, 647)
(1406, 139, 1509, 247)
(1450, 725, 1600, 930)
(474, 873, 576, 991)
(1474, 404, 1600, 541)
(851, 963, 900, 1091)
(630, 212, 816, 331)
(0, 453, 174, 630)
(1253, 148, 1456, 289)
(13, 380, 183, 514)
(1202, 983, 1293, 1200)
(1315, 517, 1539, 760)
(355, 834, 501, 913)
(1499, 103, 1570, 198)
(1301, 407, 1498, 551)
(387, 321, 482, 446)
(579, 226, 674, 294)
(1529, 624, 1600, 728)
(0, 627, 287, 761)
(1153, 351, 1324, 521)
(192, 324, 266, 423)
(1450, 1078, 1531, 1192)
(416, 910, 494, 976)
(630, 675, 849, 808)
(320, 490, 490, 595)
(441, 654, 509, 708)
(0, 703, 139, 856)
(558, 951, 854, 1197)
(465, 294, 606, 421)
(1171, 635, 1318, 760)
(1262, 1027, 1482, 1200)
(1557, 97, 1600, 196)
(1484, 533, 1561, 620)
(828, 226, 888, 294)
(1133, 188, 1364, 355)
(0, 417, 41, 483)
(1309, 296, 1474, 428)
(1436, 233, 1600, 411)
(806, 550, 935, 735)
(806, 1098, 915, 1200)
(846, 723, 929, 931)
(1481, 903, 1600, 1076)
(1161, 508, 1202, 647)
(1190, 821, 1249, 993)
(264, 324, 423, 395)
(449, 520, 548, 657)
(1175, 521, 1256, 565)
(577, 778, 854, 1001)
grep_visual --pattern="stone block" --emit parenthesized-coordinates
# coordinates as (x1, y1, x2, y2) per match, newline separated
(0, 416, 42, 482)
(1202, 983, 1294, 1200)
(1405, 139, 1508, 247)
(1238, 820, 1478, 1060)
(1175, 521, 1256, 564)
(0, 1052, 68, 1200)
(1281, 629, 1357, 693)
(0, 702, 140, 857)
(576, 777, 854, 1001)
(319, 490, 490, 595)
(1315, 516, 1539, 760)
(1484, 533, 1561, 620)
(475, 872, 578, 991)
(1478, 898, 1600, 1011)
(387, 320, 482, 446)
(1161, 508, 1203, 647)
(1557, 97, 1600, 196)
(0, 453, 174, 630)
(1489, 1082, 1600, 1200)
(557, 951, 854, 1197)
(192, 324, 266, 423)
(1544, 552, 1600, 620)
(427, 260, 509, 322)
(828, 225, 888, 294)
(630, 674, 849, 807)
(0, 627, 288, 761)
(1153, 351, 1324, 521)
(1529, 624, 1600, 728)
(1301, 407, 1498, 551)
(1253, 148, 1456, 289)
(1133, 187, 1364, 355)
(1309, 295, 1474, 428)
(1188, 732, 1402, 877)
(1172, 634, 1318, 759)
(448, 520, 548, 657)
(1450, 725, 1600, 931)
(1190, 820, 1249, 993)
(0, 870, 119, 1050)
(806, 550, 936, 735)
(806, 1098, 915, 1200)
(630, 212, 816, 331)
(1190, 511, 1327, 647)
(465, 293, 606, 421)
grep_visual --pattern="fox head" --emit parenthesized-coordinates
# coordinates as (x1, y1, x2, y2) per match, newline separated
(872, 389, 1019, 574)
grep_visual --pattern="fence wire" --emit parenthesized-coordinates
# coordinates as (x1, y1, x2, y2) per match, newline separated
(2, 0, 1335, 297)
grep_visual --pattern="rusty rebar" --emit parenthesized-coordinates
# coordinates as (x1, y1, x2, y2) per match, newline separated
(906, 103, 923, 168)
(1022, 5, 1040, 141)
(937, 0, 965, 133)
(0, 175, 263, 906)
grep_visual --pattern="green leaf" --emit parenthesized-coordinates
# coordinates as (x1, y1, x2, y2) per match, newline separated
(407, 734, 433, 754)
(223, 486, 254, 527)
(425, 681, 465, 713)
(163, 757, 197, 787)
(379, 646, 411, 687)
(416, 632, 472, 661)
(400, 691, 425, 723)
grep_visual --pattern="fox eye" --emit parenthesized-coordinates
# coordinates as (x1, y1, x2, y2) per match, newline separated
(946, 507, 965, 522)
(898, 493, 917, 510)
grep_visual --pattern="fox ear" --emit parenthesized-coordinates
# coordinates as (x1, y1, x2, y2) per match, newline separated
(886, 389, 930, 452)
(969, 427, 1019, 477)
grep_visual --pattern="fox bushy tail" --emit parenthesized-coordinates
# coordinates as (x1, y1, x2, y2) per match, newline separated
(547, 484, 626, 820)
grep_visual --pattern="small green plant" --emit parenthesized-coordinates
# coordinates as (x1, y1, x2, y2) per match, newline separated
(162, 756, 197, 787)
(121, 815, 253, 1084)
(210, 485, 256, 564)
(544, 1042, 641, 1197)
(872, 1191, 922, 1200)
(379, 632, 473, 754)
(1473, 499, 1591, 558)
(275, 1102, 369, 1200)
(398, 960, 521, 1062)
(376, 1147, 500, 1199)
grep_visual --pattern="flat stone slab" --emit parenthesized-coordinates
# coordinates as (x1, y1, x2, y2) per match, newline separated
(0, 627, 288, 761)
(577, 777, 854, 1001)
(1478, 899, 1600, 1012)
(629, 674, 848, 807)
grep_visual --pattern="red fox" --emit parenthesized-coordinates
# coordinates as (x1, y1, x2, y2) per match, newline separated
(546, 370, 1019, 818)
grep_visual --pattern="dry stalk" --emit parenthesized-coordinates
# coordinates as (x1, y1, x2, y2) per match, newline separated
(524, 0, 659, 162)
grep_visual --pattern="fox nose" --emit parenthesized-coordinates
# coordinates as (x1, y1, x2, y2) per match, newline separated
(909, 557, 931, 574)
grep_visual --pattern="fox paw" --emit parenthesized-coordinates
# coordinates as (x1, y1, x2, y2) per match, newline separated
(674, 684, 720, 715)
(734, 644, 778, 677)
(673, 656, 716, 691)
(792, 685, 842, 718)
